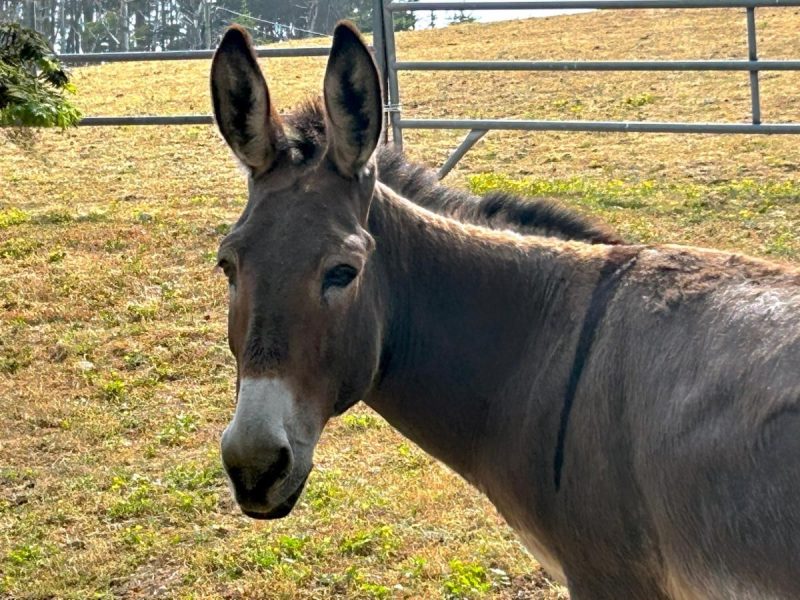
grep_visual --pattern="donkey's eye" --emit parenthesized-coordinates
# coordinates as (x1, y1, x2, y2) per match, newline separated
(217, 258, 236, 283)
(322, 264, 358, 292)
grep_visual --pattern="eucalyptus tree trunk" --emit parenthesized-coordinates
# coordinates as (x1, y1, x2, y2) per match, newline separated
(309, 0, 347, 37)
(120, 0, 128, 50)
(23, 0, 34, 29)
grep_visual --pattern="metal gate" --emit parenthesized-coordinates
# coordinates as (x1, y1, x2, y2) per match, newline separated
(47, 0, 800, 176)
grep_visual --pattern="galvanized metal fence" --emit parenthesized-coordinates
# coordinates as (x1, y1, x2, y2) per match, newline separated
(381, 0, 800, 176)
(41, 0, 800, 176)
(55, 0, 386, 127)
(58, 46, 333, 127)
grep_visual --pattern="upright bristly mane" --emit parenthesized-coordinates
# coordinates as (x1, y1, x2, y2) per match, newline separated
(375, 145, 623, 245)
(283, 100, 623, 245)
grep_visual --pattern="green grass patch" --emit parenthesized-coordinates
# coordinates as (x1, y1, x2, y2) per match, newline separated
(47, 248, 67, 263)
(0, 237, 41, 259)
(106, 473, 155, 520)
(126, 300, 160, 322)
(764, 228, 798, 259)
(100, 374, 127, 402)
(155, 413, 199, 446)
(468, 173, 658, 210)
(213, 222, 232, 235)
(624, 92, 655, 107)
(327, 566, 393, 599)
(444, 560, 493, 598)
(342, 412, 383, 431)
(467, 173, 800, 256)
(0, 345, 33, 374)
(164, 462, 221, 514)
(0, 468, 36, 485)
(467, 173, 800, 211)
(5, 543, 42, 566)
(396, 442, 430, 472)
(103, 238, 128, 252)
(242, 533, 320, 584)
(0, 207, 30, 228)
(76, 210, 109, 223)
(164, 462, 221, 492)
(339, 525, 397, 559)
(119, 523, 157, 548)
(32, 208, 74, 225)
(304, 469, 346, 513)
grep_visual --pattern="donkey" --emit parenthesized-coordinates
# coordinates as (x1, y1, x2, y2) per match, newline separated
(210, 22, 800, 600)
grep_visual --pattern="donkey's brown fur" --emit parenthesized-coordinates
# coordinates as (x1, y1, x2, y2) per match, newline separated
(211, 22, 800, 600)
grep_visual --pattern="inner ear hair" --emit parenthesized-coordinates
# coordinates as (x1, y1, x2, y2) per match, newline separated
(323, 21, 383, 178)
(210, 25, 282, 172)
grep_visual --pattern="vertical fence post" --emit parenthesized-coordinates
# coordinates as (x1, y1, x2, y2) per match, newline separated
(746, 6, 761, 125)
(382, 2, 404, 150)
(373, 0, 390, 142)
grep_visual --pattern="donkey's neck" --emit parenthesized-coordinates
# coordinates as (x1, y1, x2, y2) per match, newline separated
(364, 184, 606, 486)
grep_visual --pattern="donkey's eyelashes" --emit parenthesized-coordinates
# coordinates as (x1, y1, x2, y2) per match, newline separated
(322, 264, 359, 294)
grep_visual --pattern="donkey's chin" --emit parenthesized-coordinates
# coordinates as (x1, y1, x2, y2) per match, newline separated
(238, 473, 309, 520)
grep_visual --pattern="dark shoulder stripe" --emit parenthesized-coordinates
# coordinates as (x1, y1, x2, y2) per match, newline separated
(553, 246, 642, 492)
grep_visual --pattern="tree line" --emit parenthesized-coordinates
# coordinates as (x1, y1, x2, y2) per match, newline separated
(0, 0, 423, 54)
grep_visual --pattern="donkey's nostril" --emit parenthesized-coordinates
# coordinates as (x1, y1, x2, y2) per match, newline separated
(273, 446, 291, 481)
(222, 440, 294, 495)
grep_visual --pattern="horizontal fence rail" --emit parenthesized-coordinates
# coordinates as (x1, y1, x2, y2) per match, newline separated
(399, 119, 800, 134)
(79, 116, 214, 126)
(381, 0, 800, 176)
(59, 47, 331, 65)
(394, 60, 800, 71)
(82, 117, 800, 131)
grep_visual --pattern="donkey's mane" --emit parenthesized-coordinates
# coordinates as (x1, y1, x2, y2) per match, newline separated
(284, 100, 623, 245)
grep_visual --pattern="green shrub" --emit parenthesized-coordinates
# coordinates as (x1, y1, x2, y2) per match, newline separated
(0, 23, 81, 128)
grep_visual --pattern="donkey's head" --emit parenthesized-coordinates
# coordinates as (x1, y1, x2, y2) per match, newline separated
(211, 23, 384, 519)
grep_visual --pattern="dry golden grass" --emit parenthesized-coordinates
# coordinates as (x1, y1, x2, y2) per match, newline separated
(1, 8, 799, 599)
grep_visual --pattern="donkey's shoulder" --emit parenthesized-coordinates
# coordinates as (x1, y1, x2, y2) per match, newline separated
(639, 244, 800, 284)
(626, 245, 800, 317)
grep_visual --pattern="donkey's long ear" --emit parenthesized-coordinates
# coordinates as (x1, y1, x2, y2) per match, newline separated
(323, 22, 382, 177)
(211, 26, 282, 172)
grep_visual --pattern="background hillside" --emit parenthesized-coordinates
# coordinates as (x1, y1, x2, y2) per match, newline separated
(1, 9, 799, 599)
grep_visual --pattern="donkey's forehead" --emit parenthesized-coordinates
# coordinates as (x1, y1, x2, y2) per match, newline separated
(248, 158, 349, 209)
(226, 170, 368, 255)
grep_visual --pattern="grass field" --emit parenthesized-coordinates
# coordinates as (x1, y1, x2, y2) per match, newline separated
(1, 8, 799, 599)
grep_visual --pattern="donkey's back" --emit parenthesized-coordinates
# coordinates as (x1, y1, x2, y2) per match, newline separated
(550, 245, 800, 599)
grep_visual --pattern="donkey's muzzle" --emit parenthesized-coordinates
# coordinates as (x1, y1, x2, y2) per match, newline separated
(221, 427, 296, 516)
(220, 377, 316, 519)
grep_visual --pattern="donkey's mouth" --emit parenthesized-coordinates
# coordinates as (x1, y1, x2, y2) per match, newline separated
(241, 474, 309, 520)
